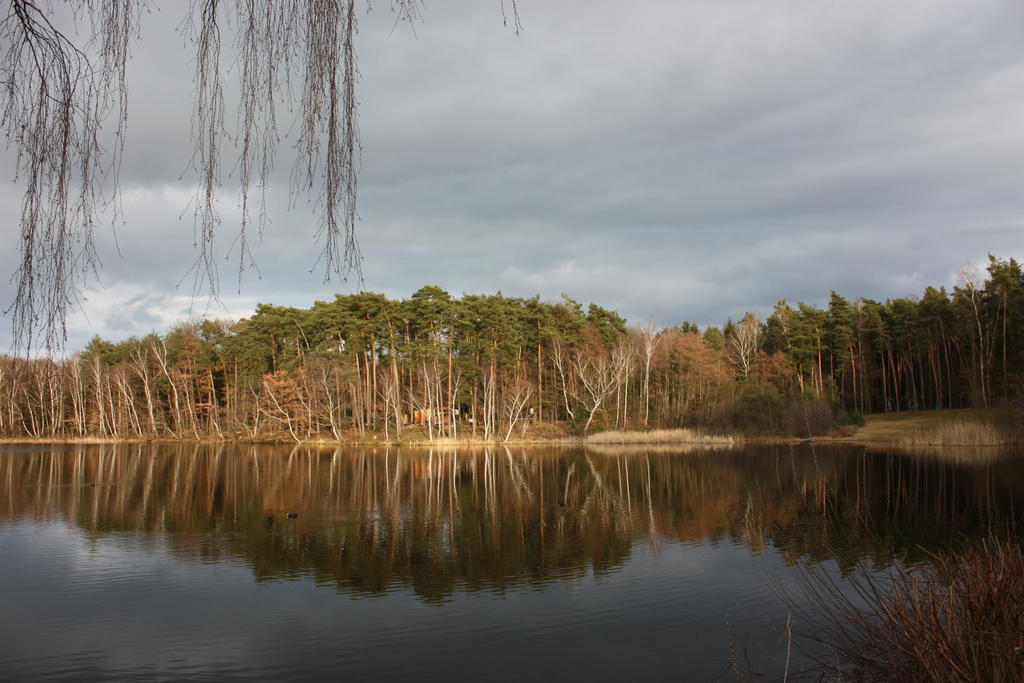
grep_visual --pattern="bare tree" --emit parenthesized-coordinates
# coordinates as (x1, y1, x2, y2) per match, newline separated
(1, 1, 519, 351)
(129, 346, 159, 436)
(377, 363, 401, 442)
(572, 342, 632, 434)
(638, 319, 660, 426)
(958, 265, 993, 408)
(501, 379, 533, 442)
(551, 337, 576, 422)
(727, 312, 761, 378)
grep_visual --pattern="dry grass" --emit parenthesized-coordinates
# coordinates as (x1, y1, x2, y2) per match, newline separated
(854, 409, 978, 442)
(797, 539, 1024, 681)
(899, 417, 1020, 448)
(580, 429, 737, 445)
(378, 436, 560, 447)
(849, 409, 1022, 447)
(398, 436, 465, 446)
(583, 443, 737, 457)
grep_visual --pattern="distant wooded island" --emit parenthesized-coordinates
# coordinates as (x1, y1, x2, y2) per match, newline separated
(2, 255, 1021, 443)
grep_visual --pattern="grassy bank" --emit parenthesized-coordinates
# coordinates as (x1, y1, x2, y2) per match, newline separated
(331, 428, 737, 447)
(842, 408, 1022, 447)
(2, 410, 1020, 448)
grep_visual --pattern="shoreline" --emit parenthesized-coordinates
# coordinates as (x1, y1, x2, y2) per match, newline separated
(0, 409, 1018, 449)
(0, 437, 1011, 448)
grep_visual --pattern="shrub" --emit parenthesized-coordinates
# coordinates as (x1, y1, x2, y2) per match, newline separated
(782, 398, 835, 437)
(844, 409, 865, 427)
(731, 384, 785, 433)
(795, 539, 1024, 681)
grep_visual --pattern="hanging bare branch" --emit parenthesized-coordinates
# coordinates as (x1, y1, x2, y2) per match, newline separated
(187, 0, 367, 294)
(2, 0, 519, 352)
(182, 0, 226, 299)
(2, 0, 142, 350)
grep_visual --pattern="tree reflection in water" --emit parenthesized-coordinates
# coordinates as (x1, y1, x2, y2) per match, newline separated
(2, 444, 1022, 601)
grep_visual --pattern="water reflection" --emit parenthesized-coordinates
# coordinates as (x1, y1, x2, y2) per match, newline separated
(3, 444, 1022, 603)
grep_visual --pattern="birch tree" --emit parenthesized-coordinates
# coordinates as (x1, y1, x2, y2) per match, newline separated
(726, 312, 761, 378)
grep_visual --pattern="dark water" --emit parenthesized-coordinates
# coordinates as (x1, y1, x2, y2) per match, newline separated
(1, 443, 1022, 681)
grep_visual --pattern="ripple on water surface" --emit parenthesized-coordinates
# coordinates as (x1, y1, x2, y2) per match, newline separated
(2, 443, 1022, 680)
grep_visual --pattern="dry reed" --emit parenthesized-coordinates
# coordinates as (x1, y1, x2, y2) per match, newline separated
(583, 443, 736, 457)
(899, 418, 1020, 448)
(795, 539, 1024, 681)
(581, 429, 736, 445)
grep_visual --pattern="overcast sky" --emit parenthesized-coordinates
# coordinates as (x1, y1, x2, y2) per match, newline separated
(3, 0, 1024, 352)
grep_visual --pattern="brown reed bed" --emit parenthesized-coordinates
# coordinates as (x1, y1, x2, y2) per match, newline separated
(579, 428, 737, 445)
(795, 538, 1024, 681)
(898, 416, 1022, 448)
(582, 442, 738, 457)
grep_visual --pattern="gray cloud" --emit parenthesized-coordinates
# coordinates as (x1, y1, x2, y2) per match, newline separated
(2, 0, 1024, 350)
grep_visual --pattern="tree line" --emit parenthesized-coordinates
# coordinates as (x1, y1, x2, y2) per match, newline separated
(1, 255, 1021, 441)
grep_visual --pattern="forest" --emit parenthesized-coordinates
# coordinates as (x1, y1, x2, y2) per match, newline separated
(0, 255, 1021, 442)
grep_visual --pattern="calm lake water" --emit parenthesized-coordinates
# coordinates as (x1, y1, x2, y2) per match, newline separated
(1, 443, 1022, 681)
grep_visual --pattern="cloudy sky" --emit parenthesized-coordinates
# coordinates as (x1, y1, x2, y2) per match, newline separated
(3, 0, 1024, 351)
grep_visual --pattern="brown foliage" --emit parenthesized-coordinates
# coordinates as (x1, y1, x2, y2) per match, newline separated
(751, 351, 799, 398)
(653, 330, 734, 428)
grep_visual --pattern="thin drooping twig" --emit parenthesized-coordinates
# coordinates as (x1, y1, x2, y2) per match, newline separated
(2, 0, 519, 353)
(182, 0, 226, 301)
(2, 0, 142, 351)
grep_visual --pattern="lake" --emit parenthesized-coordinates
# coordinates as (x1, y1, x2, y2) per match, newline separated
(1, 443, 1021, 680)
